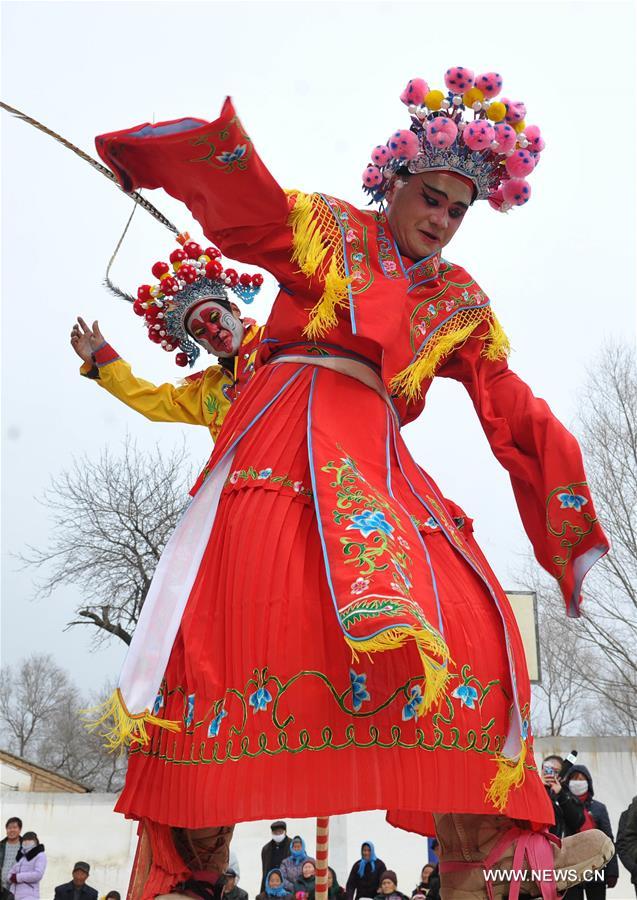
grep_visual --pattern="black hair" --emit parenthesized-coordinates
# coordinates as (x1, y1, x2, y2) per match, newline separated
(5, 817, 22, 829)
(105, 892, 121, 900)
(22, 831, 38, 843)
(543, 754, 564, 768)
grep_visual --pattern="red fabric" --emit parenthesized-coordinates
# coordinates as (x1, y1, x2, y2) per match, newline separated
(97, 99, 607, 835)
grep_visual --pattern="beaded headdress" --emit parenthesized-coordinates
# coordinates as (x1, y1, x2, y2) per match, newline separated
(362, 68, 545, 212)
(133, 234, 263, 367)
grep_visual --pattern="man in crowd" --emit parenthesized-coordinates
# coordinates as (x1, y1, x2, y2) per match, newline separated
(260, 822, 291, 893)
(0, 818, 22, 899)
(53, 862, 98, 900)
(617, 796, 637, 897)
(220, 867, 247, 900)
(540, 755, 585, 838)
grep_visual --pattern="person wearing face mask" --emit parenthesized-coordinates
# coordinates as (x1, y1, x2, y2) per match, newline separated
(7, 833, 46, 900)
(261, 824, 292, 895)
(90, 67, 614, 900)
(563, 766, 618, 899)
(540, 755, 585, 838)
(71, 242, 264, 445)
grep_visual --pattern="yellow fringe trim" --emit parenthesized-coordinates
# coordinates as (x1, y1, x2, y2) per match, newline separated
(485, 740, 528, 811)
(346, 626, 451, 713)
(83, 688, 181, 752)
(286, 189, 353, 341)
(389, 311, 510, 401)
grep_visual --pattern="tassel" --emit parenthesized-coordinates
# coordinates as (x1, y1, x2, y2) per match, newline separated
(83, 688, 181, 752)
(287, 190, 353, 340)
(390, 321, 481, 400)
(485, 739, 528, 811)
(482, 312, 511, 361)
(303, 257, 353, 340)
(390, 310, 511, 401)
(345, 625, 451, 713)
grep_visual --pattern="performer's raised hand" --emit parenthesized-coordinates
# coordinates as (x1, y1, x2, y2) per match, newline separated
(70, 317, 106, 363)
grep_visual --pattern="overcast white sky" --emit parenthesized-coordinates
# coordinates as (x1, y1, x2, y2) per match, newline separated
(1, 0, 635, 694)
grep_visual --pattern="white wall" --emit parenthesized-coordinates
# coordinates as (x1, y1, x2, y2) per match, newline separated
(3, 737, 636, 900)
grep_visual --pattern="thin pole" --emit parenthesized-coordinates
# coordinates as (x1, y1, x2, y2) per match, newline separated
(315, 817, 330, 900)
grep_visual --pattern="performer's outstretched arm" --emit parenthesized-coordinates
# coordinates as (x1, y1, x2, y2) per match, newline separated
(437, 324, 609, 616)
(71, 317, 234, 437)
(95, 98, 300, 287)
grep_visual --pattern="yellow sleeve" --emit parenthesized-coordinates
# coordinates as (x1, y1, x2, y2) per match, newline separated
(80, 356, 231, 439)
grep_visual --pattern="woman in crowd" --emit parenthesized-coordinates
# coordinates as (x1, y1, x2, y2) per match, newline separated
(411, 865, 439, 900)
(374, 872, 409, 900)
(346, 843, 385, 900)
(257, 870, 293, 900)
(280, 839, 309, 893)
(8, 832, 46, 900)
(293, 860, 316, 897)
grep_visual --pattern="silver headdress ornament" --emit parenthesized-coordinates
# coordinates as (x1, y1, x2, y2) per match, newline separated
(362, 68, 545, 212)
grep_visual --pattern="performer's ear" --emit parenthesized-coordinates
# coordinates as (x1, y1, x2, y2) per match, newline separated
(230, 302, 242, 318)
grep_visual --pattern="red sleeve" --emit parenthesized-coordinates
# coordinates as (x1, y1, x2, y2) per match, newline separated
(95, 97, 297, 284)
(438, 328, 609, 616)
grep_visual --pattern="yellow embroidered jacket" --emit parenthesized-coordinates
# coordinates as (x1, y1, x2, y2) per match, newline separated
(80, 321, 263, 441)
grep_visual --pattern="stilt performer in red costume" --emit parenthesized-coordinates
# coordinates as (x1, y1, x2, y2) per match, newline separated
(80, 68, 614, 899)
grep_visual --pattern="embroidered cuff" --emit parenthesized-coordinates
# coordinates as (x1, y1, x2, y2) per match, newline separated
(93, 343, 121, 367)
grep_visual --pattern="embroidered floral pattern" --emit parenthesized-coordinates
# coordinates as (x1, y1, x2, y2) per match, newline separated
(137, 665, 504, 765)
(225, 466, 313, 498)
(347, 509, 394, 538)
(452, 684, 479, 709)
(324, 196, 373, 295)
(375, 212, 405, 280)
(152, 691, 164, 716)
(402, 684, 425, 721)
(185, 693, 195, 728)
(350, 576, 370, 595)
(349, 670, 371, 711)
(208, 708, 228, 738)
(546, 482, 597, 583)
(189, 116, 253, 172)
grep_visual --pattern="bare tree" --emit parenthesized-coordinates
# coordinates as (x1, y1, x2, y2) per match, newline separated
(527, 342, 637, 736)
(24, 436, 193, 645)
(37, 682, 127, 792)
(573, 342, 637, 731)
(0, 654, 75, 756)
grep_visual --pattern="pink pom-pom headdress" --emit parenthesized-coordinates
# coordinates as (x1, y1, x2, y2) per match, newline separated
(362, 67, 544, 213)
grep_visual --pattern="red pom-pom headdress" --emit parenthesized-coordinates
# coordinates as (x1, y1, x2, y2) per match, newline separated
(132, 233, 263, 367)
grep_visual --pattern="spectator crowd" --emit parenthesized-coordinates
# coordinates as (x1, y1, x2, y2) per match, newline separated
(1, 757, 635, 900)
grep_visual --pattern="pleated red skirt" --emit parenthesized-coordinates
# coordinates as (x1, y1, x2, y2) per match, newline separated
(116, 364, 552, 835)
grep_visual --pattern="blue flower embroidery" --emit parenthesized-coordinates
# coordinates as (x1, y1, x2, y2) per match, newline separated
(185, 693, 195, 727)
(152, 691, 164, 716)
(248, 685, 273, 713)
(521, 718, 529, 740)
(347, 509, 394, 538)
(216, 144, 247, 164)
(557, 492, 588, 512)
(424, 516, 439, 530)
(402, 685, 424, 721)
(207, 708, 228, 738)
(349, 669, 371, 712)
(258, 468, 273, 479)
(452, 684, 479, 709)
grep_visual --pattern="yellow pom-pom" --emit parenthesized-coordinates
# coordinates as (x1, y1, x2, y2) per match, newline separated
(462, 87, 484, 107)
(424, 90, 445, 110)
(513, 119, 527, 133)
(172, 261, 182, 272)
(486, 101, 507, 122)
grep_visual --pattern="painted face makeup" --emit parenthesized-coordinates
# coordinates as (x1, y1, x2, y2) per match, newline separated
(185, 298, 245, 357)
